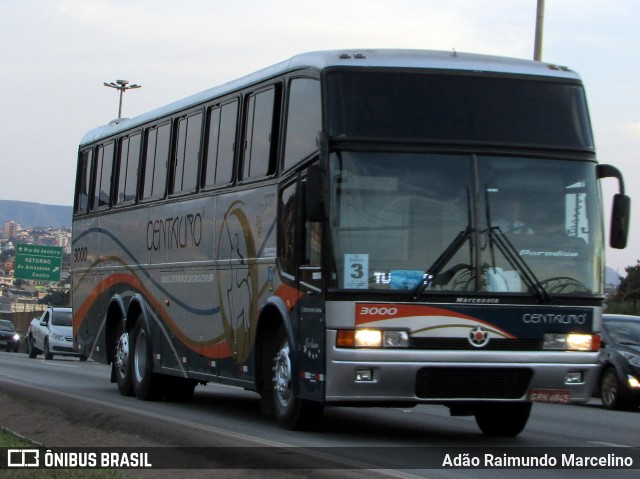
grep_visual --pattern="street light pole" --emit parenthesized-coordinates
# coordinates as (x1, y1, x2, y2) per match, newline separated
(103, 79, 141, 118)
(533, 0, 545, 61)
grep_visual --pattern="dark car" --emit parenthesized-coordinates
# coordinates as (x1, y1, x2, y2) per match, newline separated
(0, 319, 20, 352)
(598, 314, 640, 410)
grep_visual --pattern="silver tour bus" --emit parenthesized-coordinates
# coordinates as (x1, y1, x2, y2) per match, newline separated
(72, 50, 630, 436)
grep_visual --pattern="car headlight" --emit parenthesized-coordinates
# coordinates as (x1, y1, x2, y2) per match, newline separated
(12, 334, 19, 341)
(620, 351, 640, 368)
(51, 333, 65, 341)
(627, 375, 640, 389)
(543, 333, 600, 351)
(337, 329, 409, 348)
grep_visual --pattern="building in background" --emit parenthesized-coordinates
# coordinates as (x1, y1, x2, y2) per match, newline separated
(3, 221, 19, 239)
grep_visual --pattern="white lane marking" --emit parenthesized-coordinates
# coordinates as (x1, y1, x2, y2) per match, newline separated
(589, 440, 634, 447)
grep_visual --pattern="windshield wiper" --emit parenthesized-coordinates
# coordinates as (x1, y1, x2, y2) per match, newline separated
(484, 186, 550, 303)
(412, 186, 477, 300)
(486, 226, 550, 303)
(411, 227, 473, 300)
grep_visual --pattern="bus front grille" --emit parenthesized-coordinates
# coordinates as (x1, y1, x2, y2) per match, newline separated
(410, 338, 543, 351)
(415, 367, 533, 399)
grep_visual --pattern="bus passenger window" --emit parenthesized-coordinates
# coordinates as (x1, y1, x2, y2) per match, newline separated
(284, 78, 321, 171)
(92, 141, 115, 209)
(116, 133, 141, 204)
(204, 100, 237, 187)
(243, 87, 278, 181)
(74, 149, 93, 215)
(142, 123, 170, 200)
(172, 111, 202, 194)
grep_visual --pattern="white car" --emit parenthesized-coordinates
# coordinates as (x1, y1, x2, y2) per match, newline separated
(26, 307, 86, 361)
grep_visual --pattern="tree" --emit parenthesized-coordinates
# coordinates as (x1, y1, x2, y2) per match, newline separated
(608, 261, 640, 314)
(612, 261, 640, 303)
(0, 248, 15, 263)
(39, 290, 70, 307)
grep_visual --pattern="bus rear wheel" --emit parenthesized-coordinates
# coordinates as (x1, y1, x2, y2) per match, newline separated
(272, 330, 323, 430)
(114, 330, 134, 397)
(131, 320, 163, 401)
(474, 402, 531, 437)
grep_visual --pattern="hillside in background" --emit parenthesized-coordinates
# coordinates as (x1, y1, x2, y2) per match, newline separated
(0, 200, 72, 229)
(605, 266, 623, 286)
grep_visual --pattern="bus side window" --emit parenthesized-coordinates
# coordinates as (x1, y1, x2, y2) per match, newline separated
(91, 141, 115, 210)
(116, 132, 141, 205)
(305, 221, 322, 267)
(242, 86, 280, 181)
(74, 149, 93, 215)
(142, 123, 170, 200)
(203, 100, 238, 188)
(172, 111, 202, 194)
(284, 78, 321, 171)
(278, 180, 299, 278)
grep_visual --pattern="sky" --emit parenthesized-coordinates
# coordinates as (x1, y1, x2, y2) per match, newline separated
(1, 0, 638, 274)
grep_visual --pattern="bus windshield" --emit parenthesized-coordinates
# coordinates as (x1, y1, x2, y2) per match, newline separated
(328, 151, 604, 296)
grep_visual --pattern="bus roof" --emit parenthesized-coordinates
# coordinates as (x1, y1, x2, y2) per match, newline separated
(80, 49, 582, 146)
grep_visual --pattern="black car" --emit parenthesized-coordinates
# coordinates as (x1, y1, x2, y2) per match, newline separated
(0, 319, 20, 352)
(598, 314, 640, 410)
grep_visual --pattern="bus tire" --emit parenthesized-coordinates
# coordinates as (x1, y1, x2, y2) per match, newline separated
(114, 330, 134, 397)
(272, 330, 323, 430)
(474, 402, 531, 437)
(131, 320, 163, 401)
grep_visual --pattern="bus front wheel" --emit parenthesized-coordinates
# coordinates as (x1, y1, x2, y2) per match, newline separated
(272, 330, 323, 430)
(474, 402, 531, 437)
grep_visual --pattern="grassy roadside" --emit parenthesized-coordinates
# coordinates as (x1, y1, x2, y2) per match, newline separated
(0, 428, 127, 479)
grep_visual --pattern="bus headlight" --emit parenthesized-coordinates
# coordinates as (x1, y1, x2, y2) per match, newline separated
(355, 329, 382, 348)
(337, 329, 409, 348)
(543, 333, 600, 351)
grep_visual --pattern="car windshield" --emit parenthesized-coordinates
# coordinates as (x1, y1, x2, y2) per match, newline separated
(0, 321, 15, 332)
(51, 311, 73, 327)
(604, 319, 640, 346)
(327, 151, 604, 296)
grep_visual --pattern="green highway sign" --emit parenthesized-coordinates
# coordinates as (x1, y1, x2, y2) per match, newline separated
(14, 244, 63, 282)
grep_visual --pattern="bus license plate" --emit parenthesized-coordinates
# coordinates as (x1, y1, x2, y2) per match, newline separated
(530, 389, 571, 404)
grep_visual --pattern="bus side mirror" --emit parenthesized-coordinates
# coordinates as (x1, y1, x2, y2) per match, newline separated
(610, 193, 630, 249)
(597, 164, 631, 249)
(305, 165, 326, 222)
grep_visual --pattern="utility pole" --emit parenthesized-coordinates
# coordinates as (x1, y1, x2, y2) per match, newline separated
(533, 0, 545, 61)
(103, 79, 141, 118)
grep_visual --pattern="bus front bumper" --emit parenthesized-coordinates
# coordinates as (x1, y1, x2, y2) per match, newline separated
(324, 330, 599, 405)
